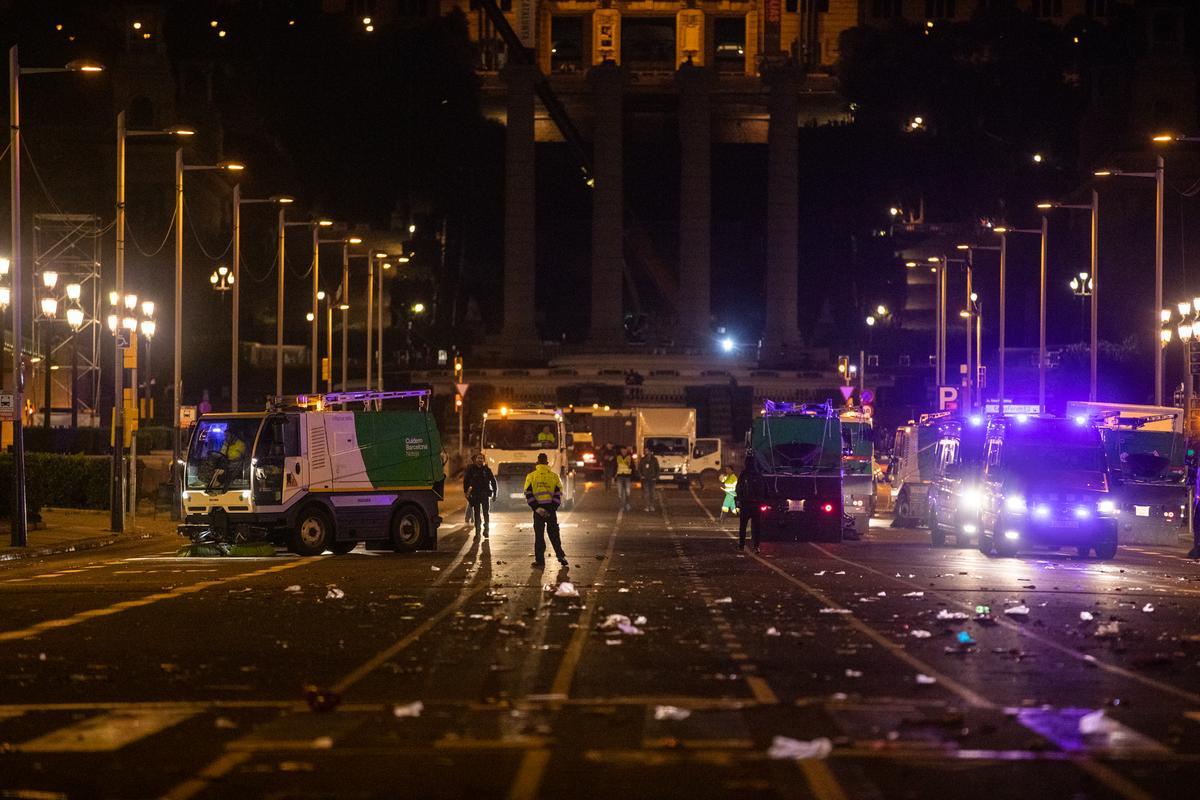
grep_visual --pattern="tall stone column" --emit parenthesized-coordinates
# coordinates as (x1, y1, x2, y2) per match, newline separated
(588, 61, 626, 344)
(501, 64, 540, 348)
(677, 63, 712, 347)
(761, 63, 801, 362)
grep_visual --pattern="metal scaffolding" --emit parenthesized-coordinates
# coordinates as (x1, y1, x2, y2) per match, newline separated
(32, 214, 103, 427)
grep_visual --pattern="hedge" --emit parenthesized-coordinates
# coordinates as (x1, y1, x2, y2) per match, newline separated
(0, 453, 112, 521)
(23, 426, 176, 455)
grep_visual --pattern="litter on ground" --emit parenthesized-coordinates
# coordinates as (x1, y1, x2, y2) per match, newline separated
(393, 701, 424, 718)
(767, 735, 832, 761)
(654, 705, 692, 721)
(553, 582, 579, 598)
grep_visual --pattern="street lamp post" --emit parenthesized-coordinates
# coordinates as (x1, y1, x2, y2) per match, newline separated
(1095, 160, 1163, 404)
(232, 194, 292, 409)
(174, 152, 242, 491)
(378, 260, 390, 391)
(10, 46, 102, 545)
(1039, 190, 1099, 401)
(992, 225, 1045, 412)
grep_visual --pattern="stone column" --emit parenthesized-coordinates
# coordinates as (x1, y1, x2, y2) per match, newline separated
(588, 61, 626, 344)
(761, 63, 801, 361)
(677, 63, 712, 347)
(501, 64, 540, 347)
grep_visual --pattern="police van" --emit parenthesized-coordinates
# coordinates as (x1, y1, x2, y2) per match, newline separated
(178, 390, 445, 556)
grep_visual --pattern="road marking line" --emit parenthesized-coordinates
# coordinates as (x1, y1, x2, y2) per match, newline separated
(686, 486, 992, 709)
(17, 708, 196, 752)
(161, 751, 252, 800)
(0, 559, 313, 643)
(745, 676, 779, 703)
(809, 543, 1200, 707)
(1074, 759, 1156, 800)
(799, 760, 851, 800)
(505, 748, 551, 800)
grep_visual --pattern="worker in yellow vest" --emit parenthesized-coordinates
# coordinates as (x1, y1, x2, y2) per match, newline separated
(718, 464, 738, 526)
(614, 446, 634, 512)
(523, 453, 568, 568)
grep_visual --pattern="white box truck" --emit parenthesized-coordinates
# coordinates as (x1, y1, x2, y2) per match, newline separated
(637, 407, 696, 487)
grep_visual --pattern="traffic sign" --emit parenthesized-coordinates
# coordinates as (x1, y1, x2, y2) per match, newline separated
(180, 405, 197, 426)
(860, 389, 875, 405)
(938, 386, 959, 411)
(115, 329, 131, 350)
(455, 383, 469, 397)
(838, 385, 854, 402)
(0, 394, 13, 421)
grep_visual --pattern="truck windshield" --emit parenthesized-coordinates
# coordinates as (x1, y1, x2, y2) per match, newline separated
(483, 419, 557, 449)
(186, 418, 262, 491)
(1004, 443, 1106, 475)
(645, 436, 688, 456)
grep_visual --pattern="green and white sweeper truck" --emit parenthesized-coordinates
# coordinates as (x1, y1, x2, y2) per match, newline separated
(178, 390, 445, 556)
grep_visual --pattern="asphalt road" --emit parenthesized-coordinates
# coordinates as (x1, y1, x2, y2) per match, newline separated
(2, 484, 1200, 799)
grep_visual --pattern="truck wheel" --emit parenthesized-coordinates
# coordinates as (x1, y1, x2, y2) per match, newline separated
(894, 491, 913, 527)
(1094, 541, 1118, 560)
(330, 541, 357, 555)
(289, 506, 333, 556)
(391, 504, 429, 553)
(993, 535, 1020, 557)
(699, 469, 717, 490)
(978, 531, 994, 556)
(927, 505, 945, 546)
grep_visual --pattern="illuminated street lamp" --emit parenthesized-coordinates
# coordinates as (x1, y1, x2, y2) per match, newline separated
(1095, 158, 1164, 403)
(9, 47, 103, 545)
(209, 264, 234, 292)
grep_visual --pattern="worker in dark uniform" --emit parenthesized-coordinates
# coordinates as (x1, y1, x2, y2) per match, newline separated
(736, 454, 762, 553)
(523, 452, 568, 568)
(462, 452, 497, 538)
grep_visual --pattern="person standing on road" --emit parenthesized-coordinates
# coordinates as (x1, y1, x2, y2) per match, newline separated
(615, 446, 634, 511)
(736, 455, 762, 553)
(524, 453, 568, 568)
(639, 447, 660, 512)
(463, 452, 497, 538)
(600, 442, 617, 491)
(718, 464, 738, 526)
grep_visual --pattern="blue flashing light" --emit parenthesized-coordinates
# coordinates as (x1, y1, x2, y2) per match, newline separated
(1073, 415, 1087, 425)
(1016, 414, 1029, 423)
(720, 337, 735, 353)
(969, 415, 983, 426)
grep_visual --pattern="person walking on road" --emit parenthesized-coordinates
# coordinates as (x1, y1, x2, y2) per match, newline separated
(523, 453, 568, 568)
(615, 446, 634, 511)
(639, 447, 660, 512)
(736, 456, 762, 553)
(718, 464, 738, 526)
(463, 452, 497, 538)
(600, 442, 616, 492)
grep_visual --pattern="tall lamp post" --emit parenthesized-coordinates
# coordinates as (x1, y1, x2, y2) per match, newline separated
(954, 242, 1000, 408)
(284, 219, 334, 395)
(315, 234, 360, 392)
(1095, 159, 1163, 404)
(991, 224, 1047, 413)
(117, 116, 194, 532)
(232, 192, 293, 410)
(1038, 191, 1099, 402)
(10, 47, 102, 545)
(174, 152, 243, 482)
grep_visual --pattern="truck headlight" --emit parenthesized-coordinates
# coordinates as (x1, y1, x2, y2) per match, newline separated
(1097, 499, 1116, 516)
(1005, 495, 1027, 514)
(960, 487, 983, 510)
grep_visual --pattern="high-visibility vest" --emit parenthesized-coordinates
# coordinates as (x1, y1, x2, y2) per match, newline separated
(720, 473, 738, 496)
(615, 455, 632, 476)
(523, 464, 563, 506)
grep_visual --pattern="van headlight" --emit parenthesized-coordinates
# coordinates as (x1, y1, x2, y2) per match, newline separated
(960, 487, 983, 510)
(1004, 495, 1027, 514)
(1097, 499, 1116, 516)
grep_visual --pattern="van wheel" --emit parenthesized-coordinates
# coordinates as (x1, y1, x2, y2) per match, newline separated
(994, 536, 1020, 557)
(289, 506, 333, 556)
(330, 541, 357, 555)
(391, 504, 429, 553)
(978, 531, 994, 556)
(1094, 542, 1118, 560)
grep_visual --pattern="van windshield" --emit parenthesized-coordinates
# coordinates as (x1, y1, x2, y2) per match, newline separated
(1003, 443, 1106, 475)
(645, 436, 688, 456)
(186, 418, 262, 491)
(483, 419, 557, 449)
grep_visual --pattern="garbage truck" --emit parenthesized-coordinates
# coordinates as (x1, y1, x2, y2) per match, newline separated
(178, 390, 445, 556)
(480, 406, 576, 509)
(746, 400, 844, 542)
